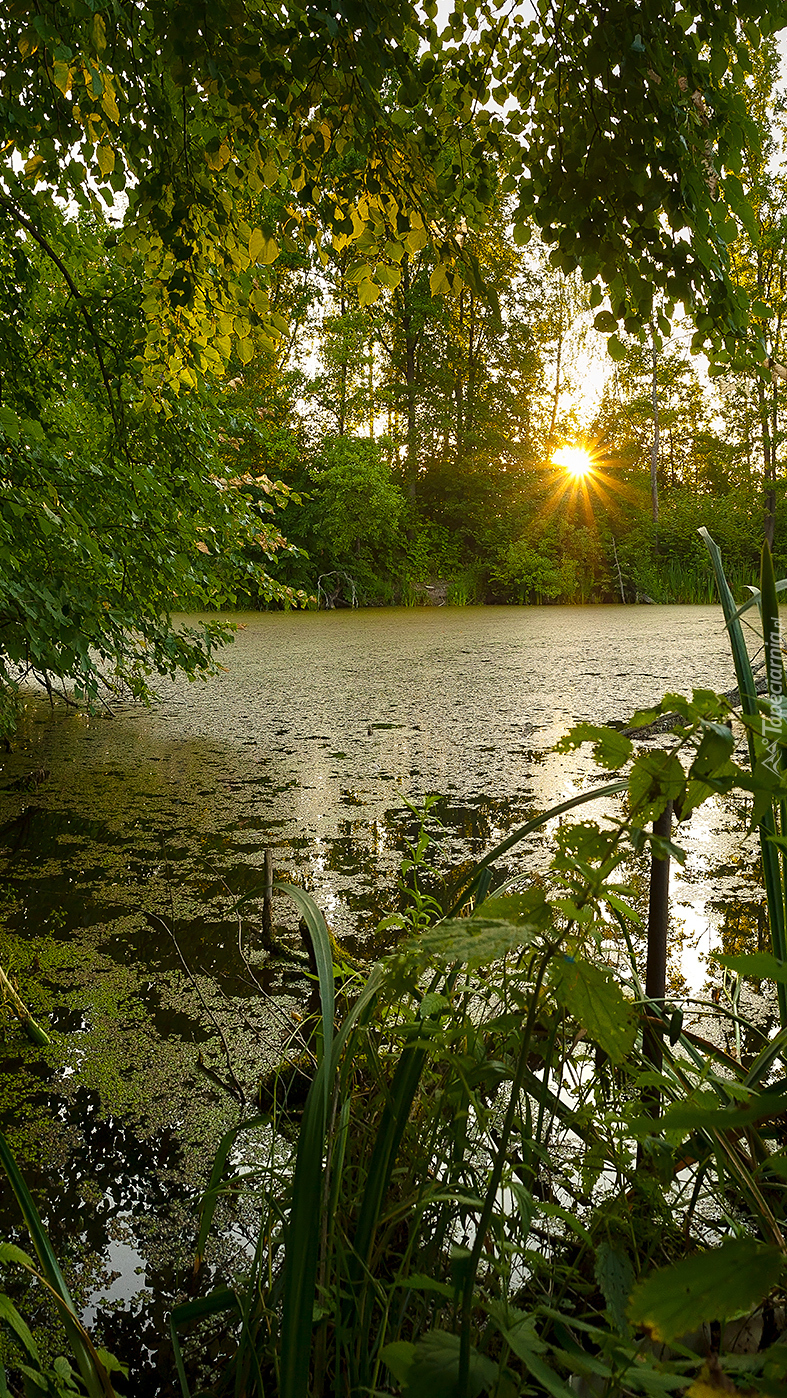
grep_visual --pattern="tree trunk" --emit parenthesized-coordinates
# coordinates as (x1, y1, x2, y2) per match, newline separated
(400, 256, 418, 504)
(650, 330, 660, 524)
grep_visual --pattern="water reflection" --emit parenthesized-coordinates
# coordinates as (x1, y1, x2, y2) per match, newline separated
(0, 604, 765, 1388)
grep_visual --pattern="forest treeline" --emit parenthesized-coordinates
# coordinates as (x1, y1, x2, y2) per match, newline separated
(3, 1, 787, 735)
(234, 40, 787, 611)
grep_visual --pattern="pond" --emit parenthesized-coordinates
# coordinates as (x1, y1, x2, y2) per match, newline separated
(0, 604, 771, 1390)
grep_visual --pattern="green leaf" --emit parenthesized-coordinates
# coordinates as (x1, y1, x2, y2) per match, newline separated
(628, 751, 685, 821)
(628, 1240, 784, 1343)
(381, 1340, 416, 1386)
(606, 334, 627, 361)
(554, 723, 632, 770)
(595, 1242, 634, 1335)
(397, 1330, 498, 1398)
(389, 917, 537, 979)
(0, 1294, 40, 1363)
(689, 722, 734, 780)
(473, 892, 547, 926)
(551, 958, 636, 1063)
(0, 406, 20, 442)
(648, 1087, 787, 1132)
(489, 1307, 574, 1398)
(712, 951, 787, 983)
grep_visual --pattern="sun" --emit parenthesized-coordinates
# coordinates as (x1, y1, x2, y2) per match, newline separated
(551, 445, 594, 479)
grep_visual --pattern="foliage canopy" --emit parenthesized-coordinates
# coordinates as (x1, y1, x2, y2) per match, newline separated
(2, 0, 787, 726)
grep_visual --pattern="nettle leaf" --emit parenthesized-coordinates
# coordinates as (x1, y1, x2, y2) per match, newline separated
(488, 1305, 573, 1398)
(689, 722, 734, 779)
(551, 957, 636, 1063)
(712, 950, 787, 983)
(381, 1341, 416, 1387)
(554, 723, 632, 771)
(628, 1240, 784, 1343)
(659, 1088, 787, 1132)
(395, 1330, 498, 1398)
(389, 917, 538, 979)
(474, 888, 552, 931)
(628, 751, 685, 821)
(0, 1242, 35, 1269)
(595, 1242, 634, 1336)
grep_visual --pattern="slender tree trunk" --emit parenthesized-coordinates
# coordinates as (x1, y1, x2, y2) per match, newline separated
(650, 329, 660, 524)
(400, 256, 419, 504)
(455, 288, 465, 458)
(548, 287, 563, 448)
(758, 374, 775, 548)
(368, 337, 374, 439)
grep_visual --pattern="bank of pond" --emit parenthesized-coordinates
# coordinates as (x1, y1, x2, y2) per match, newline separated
(1, 600, 786, 1396)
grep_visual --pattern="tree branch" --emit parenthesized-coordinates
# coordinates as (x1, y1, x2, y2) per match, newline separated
(0, 193, 124, 444)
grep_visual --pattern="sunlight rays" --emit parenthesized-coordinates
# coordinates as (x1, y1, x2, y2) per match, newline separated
(528, 441, 643, 535)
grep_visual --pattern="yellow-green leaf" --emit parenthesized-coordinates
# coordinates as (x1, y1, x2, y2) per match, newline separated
(551, 957, 636, 1063)
(96, 144, 115, 176)
(258, 236, 279, 265)
(249, 228, 264, 261)
(554, 723, 632, 770)
(237, 337, 254, 365)
(357, 277, 381, 306)
(406, 228, 428, 253)
(628, 1241, 783, 1344)
(18, 31, 39, 59)
(628, 751, 686, 821)
(92, 14, 107, 52)
(376, 265, 402, 289)
(205, 143, 231, 171)
(52, 61, 72, 97)
(429, 263, 451, 295)
(101, 80, 120, 125)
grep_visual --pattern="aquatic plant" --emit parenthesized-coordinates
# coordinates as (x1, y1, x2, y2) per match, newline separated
(166, 680, 787, 1397)
(7, 540, 787, 1393)
(701, 529, 787, 1026)
(0, 1129, 124, 1396)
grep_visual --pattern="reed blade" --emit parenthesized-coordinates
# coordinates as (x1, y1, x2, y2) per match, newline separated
(0, 1129, 115, 1398)
(279, 964, 384, 1398)
(701, 528, 787, 1025)
(274, 881, 335, 1108)
(443, 779, 627, 915)
(760, 542, 787, 1000)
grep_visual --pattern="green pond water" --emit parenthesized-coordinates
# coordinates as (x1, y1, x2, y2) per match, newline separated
(0, 604, 773, 1390)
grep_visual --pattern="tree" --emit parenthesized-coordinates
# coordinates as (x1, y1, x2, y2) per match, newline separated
(724, 39, 787, 547)
(0, 211, 302, 734)
(2, 0, 786, 727)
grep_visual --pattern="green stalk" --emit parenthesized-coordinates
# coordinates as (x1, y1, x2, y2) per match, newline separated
(701, 528, 787, 1025)
(457, 946, 553, 1398)
(0, 1130, 114, 1398)
(279, 966, 383, 1398)
(759, 540, 787, 992)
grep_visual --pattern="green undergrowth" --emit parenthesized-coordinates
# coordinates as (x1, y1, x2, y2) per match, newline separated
(5, 534, 787, 1396)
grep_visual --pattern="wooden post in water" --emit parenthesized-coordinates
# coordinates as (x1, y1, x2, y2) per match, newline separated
(262, 848, 274, 948)
(643, 801, 672, 1113)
